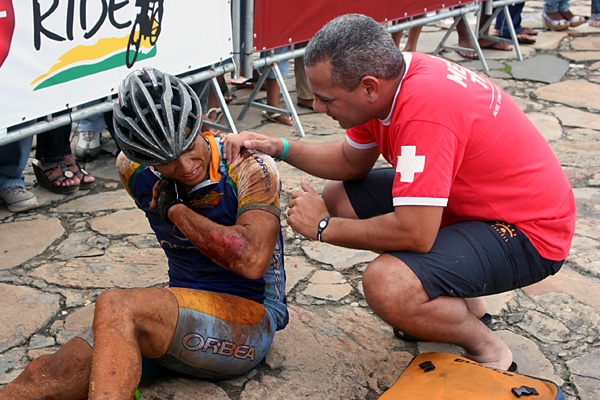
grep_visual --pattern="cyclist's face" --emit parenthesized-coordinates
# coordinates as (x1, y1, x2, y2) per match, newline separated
(155, 134, 211, 188)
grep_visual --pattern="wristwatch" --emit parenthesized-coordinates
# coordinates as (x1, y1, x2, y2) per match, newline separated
(317, 216, 331, 242)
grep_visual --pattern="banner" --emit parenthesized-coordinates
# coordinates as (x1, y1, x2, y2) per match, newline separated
(0, 0, 233, 132)
(253, 0, 476, 51)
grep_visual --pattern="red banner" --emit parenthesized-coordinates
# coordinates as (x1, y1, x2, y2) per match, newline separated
(254, 0, 476, 50)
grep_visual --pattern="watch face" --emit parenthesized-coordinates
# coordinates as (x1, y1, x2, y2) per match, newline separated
(319, 220, 327, 228)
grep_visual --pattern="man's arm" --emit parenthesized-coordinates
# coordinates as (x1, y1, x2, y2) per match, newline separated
(318, 206, 443, 253)
(287, 180, 443, 253)
(222, 131, 380, 181)
(167, 206, 280, 280)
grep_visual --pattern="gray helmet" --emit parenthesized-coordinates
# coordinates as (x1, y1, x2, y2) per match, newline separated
(113, 68, 203, 166)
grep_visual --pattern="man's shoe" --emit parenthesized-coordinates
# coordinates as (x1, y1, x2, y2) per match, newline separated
(74, 131, 101, 160)
(0, 185, 39, 212)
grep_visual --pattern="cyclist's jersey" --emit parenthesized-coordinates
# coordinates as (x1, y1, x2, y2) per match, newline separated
(117, 133, 288, 330)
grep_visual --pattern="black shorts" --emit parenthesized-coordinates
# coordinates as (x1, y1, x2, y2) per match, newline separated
(344, 168, 564, 299)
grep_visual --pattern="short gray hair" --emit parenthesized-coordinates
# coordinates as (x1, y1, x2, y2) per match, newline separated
(304, 14, 404, 91)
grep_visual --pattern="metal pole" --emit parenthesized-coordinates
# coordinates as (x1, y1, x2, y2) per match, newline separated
(243, 0, 254, 78)
(231, 0, 241, 79)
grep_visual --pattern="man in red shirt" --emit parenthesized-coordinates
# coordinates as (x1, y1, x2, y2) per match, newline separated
(223, 13, 575, 371)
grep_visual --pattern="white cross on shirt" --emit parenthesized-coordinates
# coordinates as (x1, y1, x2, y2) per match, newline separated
(396, 145, 425, 182)
(0, 11, 7, 18)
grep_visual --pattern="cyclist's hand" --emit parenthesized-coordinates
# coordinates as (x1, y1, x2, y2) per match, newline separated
(150, 179, 185, 223)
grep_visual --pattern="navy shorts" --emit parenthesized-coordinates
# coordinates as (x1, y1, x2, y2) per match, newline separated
(344, 168, 564, 299)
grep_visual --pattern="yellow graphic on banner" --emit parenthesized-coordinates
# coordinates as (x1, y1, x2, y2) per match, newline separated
(31, 35, 155, 89)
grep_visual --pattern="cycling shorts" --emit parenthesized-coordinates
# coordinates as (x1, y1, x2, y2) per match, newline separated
(78, 287, 276, 380)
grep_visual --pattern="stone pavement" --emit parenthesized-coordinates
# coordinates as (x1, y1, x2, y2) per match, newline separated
(1, 1, 599, 398)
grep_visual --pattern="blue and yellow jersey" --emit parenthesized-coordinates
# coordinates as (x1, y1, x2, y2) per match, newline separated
(116, 133, 288, 330)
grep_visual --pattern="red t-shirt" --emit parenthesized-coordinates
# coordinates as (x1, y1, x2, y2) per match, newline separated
(347, 53, 575, 260)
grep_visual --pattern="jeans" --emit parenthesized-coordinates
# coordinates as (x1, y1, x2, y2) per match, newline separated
(0, 137, 33, 188)
(75, 114, 105, 132)
(592, 0, 600, 18)
(544, 0, 571, 13)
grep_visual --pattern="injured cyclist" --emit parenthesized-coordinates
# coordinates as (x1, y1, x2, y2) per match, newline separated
(0, 68, 288, 400)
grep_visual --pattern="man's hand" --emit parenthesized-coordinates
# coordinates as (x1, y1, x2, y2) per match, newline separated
(149, 179, 185, 223)
(221, 131, 285, 164)
(287, 180, 330, 240)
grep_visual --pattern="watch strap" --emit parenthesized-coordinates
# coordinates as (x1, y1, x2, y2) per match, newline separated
(317, 215, 331, 242)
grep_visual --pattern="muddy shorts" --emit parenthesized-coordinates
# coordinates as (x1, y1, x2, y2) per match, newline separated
(78, 288, 276, 380)
(344, 167, 564, 299)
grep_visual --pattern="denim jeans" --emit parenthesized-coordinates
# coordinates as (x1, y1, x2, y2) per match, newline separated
(592, 0, 600, 18)
(544, 0, 571, 13)
(0, 137, 33, 188)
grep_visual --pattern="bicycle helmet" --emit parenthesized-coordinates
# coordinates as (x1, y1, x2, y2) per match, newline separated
(113, 67, 203, 166)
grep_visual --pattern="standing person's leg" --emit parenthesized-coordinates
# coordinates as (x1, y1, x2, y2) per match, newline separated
(543, 0, 570, 30)
(262, 47, 293, 126)
(34, 125, 80, 193)
(63, 125, 96, 190)
(0, 137, 38, 212)
(403, 26, 423, 52)
(74, 115, 105, 161)
(592, 0, 600, 26)
(496, 4, 535, 44)
(455, 5, 512, 60)
(558, 0, 585, 27)
(295, 43, 314, 110)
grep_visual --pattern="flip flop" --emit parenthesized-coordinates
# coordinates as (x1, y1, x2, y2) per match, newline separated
(498, 33, 536, 45)
(296, 101, 314, 111)
(230, 77, 266, 91)
(393, 313, 493, 342)
(262, 111, 294, 126)
(207, 107, 223, 123)
(454, 50, 479, 60)
(480, 42, 513, 51)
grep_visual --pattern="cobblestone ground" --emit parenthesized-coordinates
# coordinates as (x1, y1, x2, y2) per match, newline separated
(1, 1, 599, 399)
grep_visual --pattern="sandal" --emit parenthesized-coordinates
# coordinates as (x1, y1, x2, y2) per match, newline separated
(560, 10, 585, 28)
(32, 159, 80, 194)
(591, 17, 600, 28)
(542, 11, 570, 31)
(262, 111, 294, 126)
(393, 313, 493, 342)
(65, 160, 96, 190)
(206, 107, 223, 123)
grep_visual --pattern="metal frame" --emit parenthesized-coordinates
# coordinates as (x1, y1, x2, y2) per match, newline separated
(433, 1, 526, 71)
(237, 50, 306, 137)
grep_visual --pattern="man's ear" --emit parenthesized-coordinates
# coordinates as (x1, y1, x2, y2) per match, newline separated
(360, 76, 380, 100)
